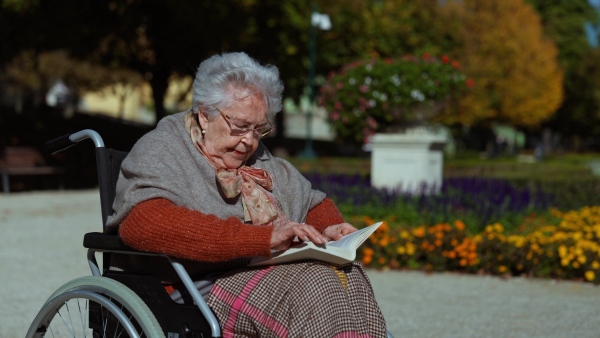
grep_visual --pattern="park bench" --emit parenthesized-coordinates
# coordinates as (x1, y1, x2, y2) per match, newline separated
(0, 146, 65, 194)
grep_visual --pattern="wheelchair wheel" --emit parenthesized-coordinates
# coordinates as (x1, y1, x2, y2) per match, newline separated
(26, 276, 165, 338)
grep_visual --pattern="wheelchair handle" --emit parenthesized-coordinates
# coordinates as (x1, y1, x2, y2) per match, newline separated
(45, 129, 105, 154)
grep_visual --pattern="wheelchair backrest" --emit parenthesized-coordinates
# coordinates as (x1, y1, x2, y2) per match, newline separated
(95, 147, 129, 233)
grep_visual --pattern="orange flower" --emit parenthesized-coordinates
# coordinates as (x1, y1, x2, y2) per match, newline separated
(413, 226, 426, 238)
(454, 220, 465, 231)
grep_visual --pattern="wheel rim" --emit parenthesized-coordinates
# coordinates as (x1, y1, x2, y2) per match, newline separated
(30, 290, 142, 338)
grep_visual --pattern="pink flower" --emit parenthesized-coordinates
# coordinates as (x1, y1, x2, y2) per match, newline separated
(336, 82, 343, 89)
(359, 85, 369, 93)
(366, 116, 378, 128)
(334, 101, 343, 110)
(331, 111, 340, 121)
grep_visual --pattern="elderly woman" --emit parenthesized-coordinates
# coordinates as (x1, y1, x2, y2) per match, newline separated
(107, 52, 387, 337)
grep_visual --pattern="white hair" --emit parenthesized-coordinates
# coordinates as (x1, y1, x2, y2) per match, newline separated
(191, 52, 284, 119)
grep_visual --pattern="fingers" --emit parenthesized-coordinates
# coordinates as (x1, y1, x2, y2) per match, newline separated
(270, 222, 327, 250)
(340, 223, 358, 235)
(294, 222, 327, 245)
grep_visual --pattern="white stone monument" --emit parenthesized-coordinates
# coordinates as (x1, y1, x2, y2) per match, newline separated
(370, 130, 446, 194)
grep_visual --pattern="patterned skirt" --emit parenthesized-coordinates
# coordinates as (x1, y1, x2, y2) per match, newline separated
(206, 261, 388, 337)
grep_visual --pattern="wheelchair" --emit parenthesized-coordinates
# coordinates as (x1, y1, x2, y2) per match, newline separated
(26, 129, 219, 338)
(26, 129, 394, 338)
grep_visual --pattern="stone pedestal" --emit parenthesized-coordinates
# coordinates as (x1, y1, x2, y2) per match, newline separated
(370, 131, 446, 194)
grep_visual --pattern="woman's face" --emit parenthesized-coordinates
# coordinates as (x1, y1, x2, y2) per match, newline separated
(198, 93, 268, 169)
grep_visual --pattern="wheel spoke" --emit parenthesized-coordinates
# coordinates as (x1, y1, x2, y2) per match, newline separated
(77, 299, 87, 338)
(57, 303, 77, 337)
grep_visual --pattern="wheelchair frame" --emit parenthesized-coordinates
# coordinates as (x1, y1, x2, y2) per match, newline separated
(26, 129, 221, 338)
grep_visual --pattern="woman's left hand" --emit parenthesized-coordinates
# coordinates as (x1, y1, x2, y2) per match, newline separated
(322, 223, 358, 241)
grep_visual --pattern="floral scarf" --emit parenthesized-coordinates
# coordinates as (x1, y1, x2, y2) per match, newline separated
(184, 111, 288, 227)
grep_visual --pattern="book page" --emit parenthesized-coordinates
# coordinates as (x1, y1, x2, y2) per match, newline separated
(248, 221, 382, 267)
(326, 221, 383, 251)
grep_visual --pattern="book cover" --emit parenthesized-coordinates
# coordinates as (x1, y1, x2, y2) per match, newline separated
(249, 221, 383, 266)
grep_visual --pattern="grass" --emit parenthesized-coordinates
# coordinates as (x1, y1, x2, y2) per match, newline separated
(287, 152, 600, 182)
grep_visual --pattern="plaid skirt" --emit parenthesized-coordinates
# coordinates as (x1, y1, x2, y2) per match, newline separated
(206, 261, 387, 338)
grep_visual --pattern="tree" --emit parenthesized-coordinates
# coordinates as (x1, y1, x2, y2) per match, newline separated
(525, 0, 600, 141)
(438, 0, 564, 128)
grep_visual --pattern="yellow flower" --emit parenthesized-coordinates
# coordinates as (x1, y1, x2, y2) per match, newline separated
(498, 265, 507, 273)
(592, 261, 600, 270)
(558, 245, 568, 258)
(494, 223, 504, 233)
(585, 270, 595, 282)
(406, 243, 415, 255)
(397, 246, 406, 255)
(577, 255, 587, 264)
(400, 231, 410, 239)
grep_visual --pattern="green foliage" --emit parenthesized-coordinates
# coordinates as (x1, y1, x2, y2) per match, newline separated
(318, 55, 469, 144)
(526, 0, 600, 139)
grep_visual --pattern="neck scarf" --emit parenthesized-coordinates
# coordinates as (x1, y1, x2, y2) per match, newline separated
(184, 111, 288, 226)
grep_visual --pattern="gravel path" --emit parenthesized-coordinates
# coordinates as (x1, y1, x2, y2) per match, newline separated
(1, 190, 600, 337)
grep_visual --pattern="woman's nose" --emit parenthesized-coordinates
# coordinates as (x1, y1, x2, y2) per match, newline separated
(240, 130, 256, 144)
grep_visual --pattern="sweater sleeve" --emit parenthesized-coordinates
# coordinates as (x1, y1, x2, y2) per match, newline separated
(305, 197, 345, 234)
(118, 198, 273, 262)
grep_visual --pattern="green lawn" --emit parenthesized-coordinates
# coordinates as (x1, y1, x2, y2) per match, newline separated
(287, 152, 600, 182)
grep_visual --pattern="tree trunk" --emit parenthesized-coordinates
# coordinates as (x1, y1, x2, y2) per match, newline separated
(150, 69, 170, 124)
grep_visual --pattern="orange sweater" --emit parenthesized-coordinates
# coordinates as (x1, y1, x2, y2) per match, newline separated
(119, 197, 344, 262)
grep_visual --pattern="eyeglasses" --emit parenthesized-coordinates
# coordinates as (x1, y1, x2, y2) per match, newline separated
(215, 107, 274, 139)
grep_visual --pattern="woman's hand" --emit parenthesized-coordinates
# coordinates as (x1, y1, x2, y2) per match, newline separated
(322, 223, 358, 241)
(270, 221, 328, 251)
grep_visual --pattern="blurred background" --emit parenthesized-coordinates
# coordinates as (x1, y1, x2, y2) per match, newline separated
(2, 0, 600, 290)
(0, 0, 599, 193)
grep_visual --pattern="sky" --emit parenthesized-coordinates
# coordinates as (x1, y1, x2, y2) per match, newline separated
(586, 0, 600, 47)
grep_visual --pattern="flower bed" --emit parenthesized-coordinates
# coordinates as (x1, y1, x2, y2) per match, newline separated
(354, 207, 600, 284)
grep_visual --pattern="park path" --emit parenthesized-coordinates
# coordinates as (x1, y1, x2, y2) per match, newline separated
(1, 189, 600, 337)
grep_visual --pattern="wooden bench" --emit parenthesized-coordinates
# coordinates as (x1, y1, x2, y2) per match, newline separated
(0, 146, 66, 194)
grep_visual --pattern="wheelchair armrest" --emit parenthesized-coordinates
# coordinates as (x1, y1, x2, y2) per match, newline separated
(83, 232, 139, 252)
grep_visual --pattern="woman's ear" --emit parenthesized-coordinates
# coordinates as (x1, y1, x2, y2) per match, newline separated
(197, 110, 209, 130)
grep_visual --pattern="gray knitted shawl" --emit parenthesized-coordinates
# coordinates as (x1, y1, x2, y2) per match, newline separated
(105, 112, 326, 282)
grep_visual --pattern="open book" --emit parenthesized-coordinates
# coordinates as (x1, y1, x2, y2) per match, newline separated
(249, 221, 383, 266)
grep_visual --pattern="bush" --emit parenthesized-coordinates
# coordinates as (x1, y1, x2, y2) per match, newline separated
(318, 54, 471, 144)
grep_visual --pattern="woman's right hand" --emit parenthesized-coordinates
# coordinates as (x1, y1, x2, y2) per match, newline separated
(270, 221, 328, 251)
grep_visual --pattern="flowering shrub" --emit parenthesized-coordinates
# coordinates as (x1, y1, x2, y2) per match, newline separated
(357, 207, 600, 284)
(318, 53, 472, 144)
